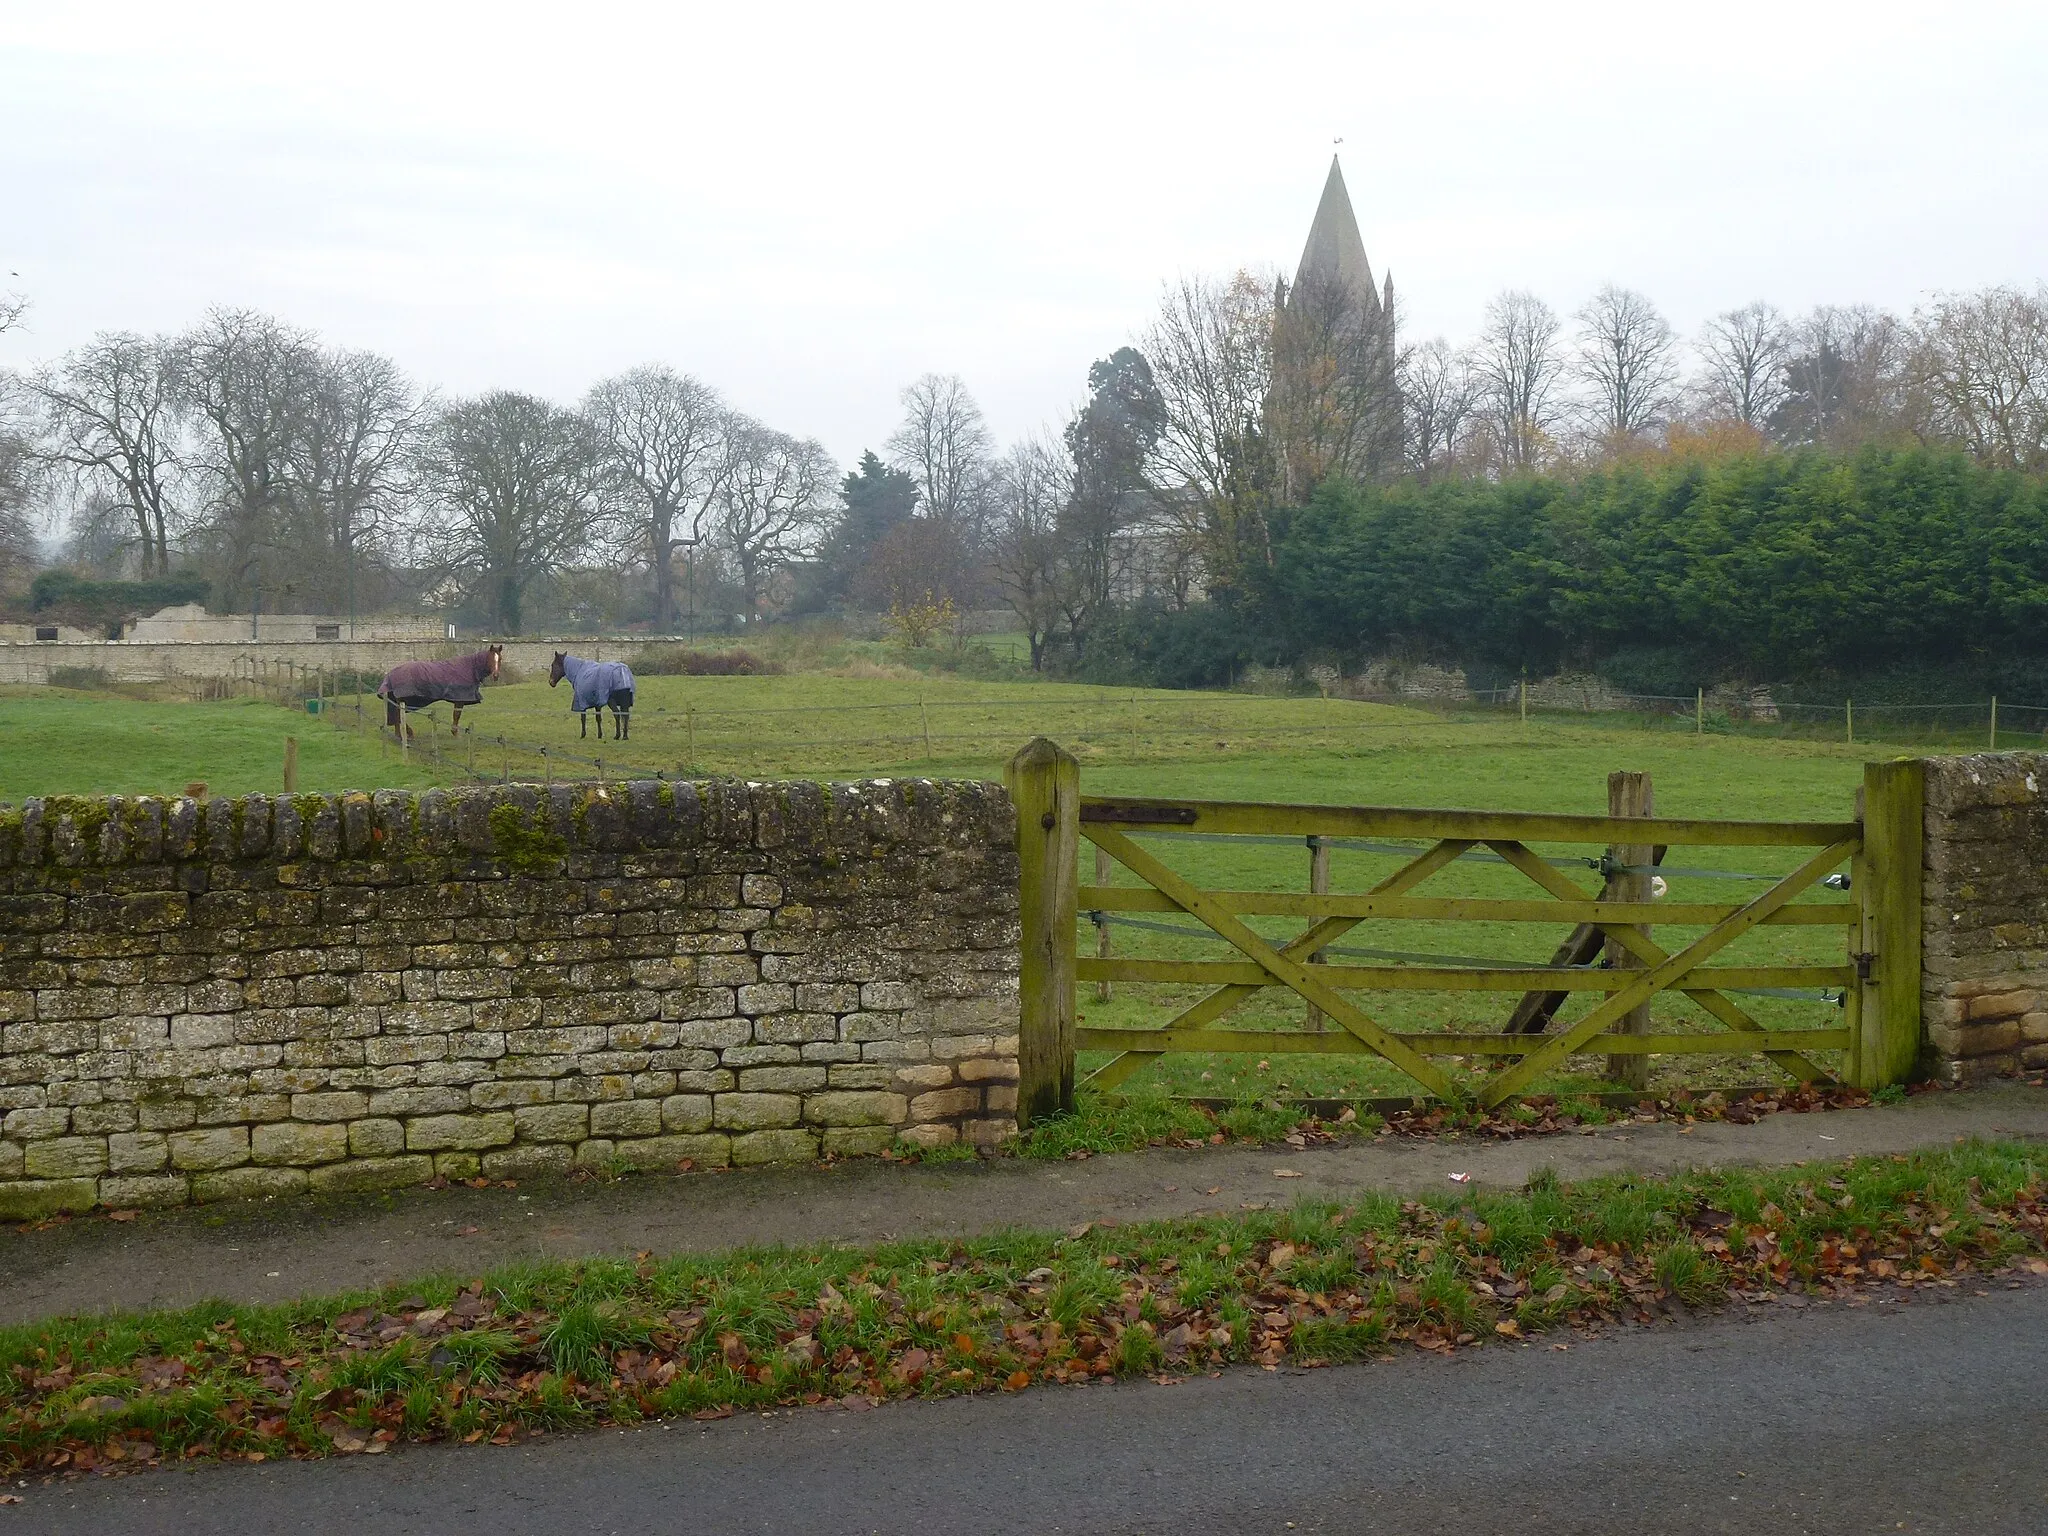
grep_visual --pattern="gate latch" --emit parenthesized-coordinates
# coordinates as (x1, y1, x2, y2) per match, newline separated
(1851, 951, 1876, 982)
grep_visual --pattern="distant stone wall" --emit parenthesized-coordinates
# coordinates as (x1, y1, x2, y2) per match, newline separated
(0, 779, 1019, 1219)
(0, 638, 633, 686)
(1921, 753, 2048, 1082)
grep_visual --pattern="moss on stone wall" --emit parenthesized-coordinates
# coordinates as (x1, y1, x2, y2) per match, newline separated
(488, 802, 568, 875)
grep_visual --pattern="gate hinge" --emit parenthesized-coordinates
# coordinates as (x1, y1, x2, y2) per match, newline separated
(1851, 951, 1876, 982)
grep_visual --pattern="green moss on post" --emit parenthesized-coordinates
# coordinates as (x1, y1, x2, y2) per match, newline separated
(1853, 759, 1925, 1088)
(1006, 737, 1079, 1127)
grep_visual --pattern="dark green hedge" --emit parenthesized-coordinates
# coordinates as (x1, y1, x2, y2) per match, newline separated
(1263, 448, 2048, 688)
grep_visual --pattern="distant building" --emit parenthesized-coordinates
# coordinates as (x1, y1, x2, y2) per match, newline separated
(1270, 156, 1403, 495)
(118, 604, 450, 643)
(0, 604, 451, 645)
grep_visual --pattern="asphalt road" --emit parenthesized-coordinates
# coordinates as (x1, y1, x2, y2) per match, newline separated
(15, 1284, 2048, 1535)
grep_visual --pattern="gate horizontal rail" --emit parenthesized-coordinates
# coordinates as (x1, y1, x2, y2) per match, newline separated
(1079, 795, 1859, 847)
(1007, 739, 1923, 1123)
(1076, 1027, 1854, 1057)
(1076, 960, 1854, 991)
(1081, 888, 1856, 926)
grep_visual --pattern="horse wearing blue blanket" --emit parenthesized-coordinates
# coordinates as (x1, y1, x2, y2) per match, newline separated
(549, 652, 635, 740)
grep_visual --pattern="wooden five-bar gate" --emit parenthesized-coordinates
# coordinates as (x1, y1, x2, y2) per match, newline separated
(1005, 739, 1924, 1123)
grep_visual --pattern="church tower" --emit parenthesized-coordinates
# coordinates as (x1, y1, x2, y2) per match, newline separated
(1292, 156, 1385, 334)
(1271, 155, 1402, 494)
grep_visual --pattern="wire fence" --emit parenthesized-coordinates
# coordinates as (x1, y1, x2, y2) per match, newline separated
(183, 654, 2048, 784)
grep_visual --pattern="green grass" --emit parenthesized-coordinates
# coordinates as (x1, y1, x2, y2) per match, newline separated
(3, 1140, 2041, 1471)
(0, 689, 446, 800)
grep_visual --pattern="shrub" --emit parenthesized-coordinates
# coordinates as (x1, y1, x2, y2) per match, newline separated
(630, 646, 785, 677)
(48, 666, 113, 691)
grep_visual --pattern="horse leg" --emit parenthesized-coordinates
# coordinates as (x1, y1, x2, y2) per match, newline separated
(450, 705, 463, 737)
(596, 707, 606, 740)
(579, 712, 587, 739)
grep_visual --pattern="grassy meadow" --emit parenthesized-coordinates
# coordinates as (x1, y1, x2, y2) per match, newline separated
(1, 660, 1904, 1102)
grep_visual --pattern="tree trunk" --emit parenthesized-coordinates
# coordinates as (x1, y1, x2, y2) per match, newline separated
(651, 506, 675, 629)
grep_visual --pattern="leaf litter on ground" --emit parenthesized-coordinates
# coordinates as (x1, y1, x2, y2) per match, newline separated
(3, 1138, 2045, 1482)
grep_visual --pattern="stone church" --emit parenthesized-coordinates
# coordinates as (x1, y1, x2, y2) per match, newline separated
(1271, 156, 1403, 494)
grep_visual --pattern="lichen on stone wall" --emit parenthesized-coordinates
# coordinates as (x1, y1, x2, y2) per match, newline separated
(488, 802, 568, 875)
(0, 776, 1022, 1217)
(1920, 752, 2048, 1084)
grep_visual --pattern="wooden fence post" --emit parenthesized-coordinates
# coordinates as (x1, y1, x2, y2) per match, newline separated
(282, 736, 298, 794)
(1606, 770, 1654, 1090)
(1306, 834, 1330, 1030)
(1093, 845, 1113, 1003)
(1852, 760, 1924, 1088)
(1006, 737, 1079, 1127)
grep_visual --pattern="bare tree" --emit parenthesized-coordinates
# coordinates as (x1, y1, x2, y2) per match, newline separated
(1771, 304, 1908, 450)
(1908, 286, 2048, 471)
(0, 380, 39, 594)
(1269, 269, 1403, 498)
(295, 348, 426, 620)
(711, 421, 832, 621)
(0, 288, 25, 337)
(1139, 270, 1276, 591)
(178, 309, 323, 609)
(987, 432, 1072, 670)
(1400, 338, 1476, 480)
(885, 374, 992, 535)
(1572, 284, 1678, 447)
(28, 333, 186, 575)
(416, 390, 611, 633)
(584, 366, 731, 629)
(1693, 302, 1791, 429)
(1472, 290, 1564, 470)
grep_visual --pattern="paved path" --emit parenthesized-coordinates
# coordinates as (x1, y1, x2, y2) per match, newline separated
(2, 1084, 2044, 1325)
(14, 1280, 2048, 1533)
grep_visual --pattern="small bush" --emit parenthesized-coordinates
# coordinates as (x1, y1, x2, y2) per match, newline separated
(48, 666, 113, 691)
(631, 645, 785, 677)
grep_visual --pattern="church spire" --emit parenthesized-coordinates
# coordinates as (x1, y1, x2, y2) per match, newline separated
(1293, 155, 1379, 318)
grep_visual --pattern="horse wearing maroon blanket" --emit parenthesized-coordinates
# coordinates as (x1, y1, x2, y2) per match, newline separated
(377, 646, 502, 739)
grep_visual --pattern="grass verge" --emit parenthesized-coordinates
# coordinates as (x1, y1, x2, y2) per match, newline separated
(6, 1139, 2044, 1476)
(999, 1081, 1874, 1161)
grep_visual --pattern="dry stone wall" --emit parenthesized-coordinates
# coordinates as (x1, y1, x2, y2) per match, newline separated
(0, 778, 1019, 1219)
(1920, 753, 2048, 1082)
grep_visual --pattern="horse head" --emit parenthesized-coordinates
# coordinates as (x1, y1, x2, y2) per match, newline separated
(486, 643, 504, 679)
(548, 650, 566, 687)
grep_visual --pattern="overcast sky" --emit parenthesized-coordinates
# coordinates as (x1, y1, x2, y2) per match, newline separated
(3, 0, 2045, 463)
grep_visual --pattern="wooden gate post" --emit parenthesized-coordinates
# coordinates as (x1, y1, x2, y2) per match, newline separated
(1006, 737, 1079, 1126)
(1852, 760, 1924, 1088)
(1606, 770, 1654, 1090)
(282, 735, 299, 794)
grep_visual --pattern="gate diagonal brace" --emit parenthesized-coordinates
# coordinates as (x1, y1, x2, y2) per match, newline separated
(1477, 837, 1860, 1108)
(1484, 840, 1836, 1085)
(1081, 838, 1472, 1093)
(1081, 826, 1463, 1103)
